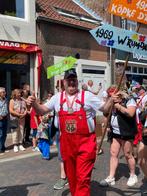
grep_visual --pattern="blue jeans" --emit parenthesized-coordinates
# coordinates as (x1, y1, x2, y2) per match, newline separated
(0, 119, 7, 152)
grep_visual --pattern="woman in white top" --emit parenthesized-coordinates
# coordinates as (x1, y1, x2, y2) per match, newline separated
(100, 87, 138, 187)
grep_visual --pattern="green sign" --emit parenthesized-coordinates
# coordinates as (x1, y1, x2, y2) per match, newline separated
(47, 56, 77, 79)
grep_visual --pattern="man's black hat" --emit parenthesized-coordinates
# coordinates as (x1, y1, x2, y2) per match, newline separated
(64, 69, 77, 79)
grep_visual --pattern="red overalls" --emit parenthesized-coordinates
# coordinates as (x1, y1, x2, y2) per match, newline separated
(58, 90, 96, 196)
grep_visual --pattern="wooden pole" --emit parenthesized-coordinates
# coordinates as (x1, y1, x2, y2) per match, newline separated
(98, 23, 141, 153)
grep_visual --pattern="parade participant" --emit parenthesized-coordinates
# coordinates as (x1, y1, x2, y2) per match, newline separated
(99, 87, 138, 187)
(137, 98, 147, 194)
(132, 85, 147, 161)
(138, 119, 147, 195)
(87, 80, 102, 95)
(0, 87, 8, 155)
(53, 84, 68, 190)
(27, 68, 104, 196)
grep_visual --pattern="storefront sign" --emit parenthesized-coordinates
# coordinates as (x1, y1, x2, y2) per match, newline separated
(108, 0, 147, 24)
(47, 56, 77, 79)
(90, 24, 147, 57)
(0, 40, 40, 52)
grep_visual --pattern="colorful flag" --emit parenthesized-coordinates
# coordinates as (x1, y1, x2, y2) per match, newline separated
(47, 56, 77, 79)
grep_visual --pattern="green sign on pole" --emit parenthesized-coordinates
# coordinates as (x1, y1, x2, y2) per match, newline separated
(47, 56, 77, 79)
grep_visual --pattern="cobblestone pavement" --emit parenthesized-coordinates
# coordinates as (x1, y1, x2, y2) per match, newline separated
(0, 141, 145, 196)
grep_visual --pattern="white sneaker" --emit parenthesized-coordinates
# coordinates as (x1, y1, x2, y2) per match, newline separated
(32, 147, 36, 152)
(99, 176, 115, 187)
(14, 145, 19, 153)
(19, 145, 25, 151)
(35, 147, 40, 152)
(127, 174, 138, 187)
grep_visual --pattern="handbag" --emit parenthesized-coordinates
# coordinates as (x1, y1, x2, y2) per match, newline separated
(10, 118, 19, 129)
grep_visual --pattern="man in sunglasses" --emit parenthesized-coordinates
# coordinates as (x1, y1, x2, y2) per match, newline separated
(27, 68, 104, 196)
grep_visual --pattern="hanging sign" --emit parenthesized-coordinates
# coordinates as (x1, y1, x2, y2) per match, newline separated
(47, 56, 77, 79)
(108, 0, 147, 24)
(133, 53, 147, 60)
(90, 24, 147, 57)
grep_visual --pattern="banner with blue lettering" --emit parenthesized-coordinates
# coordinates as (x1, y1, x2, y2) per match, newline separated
(90, 24, 147, 57)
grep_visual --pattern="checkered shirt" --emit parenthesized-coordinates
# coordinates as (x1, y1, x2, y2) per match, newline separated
(0, 99, 8, 117)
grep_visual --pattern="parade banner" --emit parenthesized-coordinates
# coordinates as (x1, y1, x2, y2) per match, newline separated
(108, 0, 147, 25)
(47, 56, 77, 79)
(90, 24, 147, 57)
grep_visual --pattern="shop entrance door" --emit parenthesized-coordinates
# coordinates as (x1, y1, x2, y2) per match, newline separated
(0, 64, 30, 99)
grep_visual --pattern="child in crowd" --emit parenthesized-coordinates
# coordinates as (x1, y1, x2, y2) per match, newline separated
(30, 99, 41, 151)
(37, 114, 51, 160)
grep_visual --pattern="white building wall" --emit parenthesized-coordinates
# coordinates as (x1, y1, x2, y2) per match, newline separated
(0, 0, 36, 44)
(54, 56, 111, 94)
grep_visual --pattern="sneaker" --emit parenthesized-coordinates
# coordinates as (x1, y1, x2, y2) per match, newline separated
(5, 150, 9, 153)
(99, 176, 115, 187)
(53, 141, 57, 146)
(98, 148, 104, 155)
(35, 147, 40, 152)
(14, 145, 19, 153)
(32, 147, 36, 152)
(127, 174, 138, 187)
(0, 151, 5, 156)
(53, 178, 68, 190)
(19, 145, 25, 151)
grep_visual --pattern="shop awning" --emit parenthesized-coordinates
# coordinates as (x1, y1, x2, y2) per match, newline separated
(0, 40, 42, 89)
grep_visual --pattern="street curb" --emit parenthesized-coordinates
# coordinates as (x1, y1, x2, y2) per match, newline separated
(0, 147, 58, 163)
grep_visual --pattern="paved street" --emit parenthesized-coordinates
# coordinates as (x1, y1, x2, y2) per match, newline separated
(0, 141, 145, 196)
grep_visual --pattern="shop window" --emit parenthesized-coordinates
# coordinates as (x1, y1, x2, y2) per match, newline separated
(121, 19, 137, 31)
(132, 67, 137, 73)
(126, 66, 131, 72)
(121, 18, 127, 29)
(82, 69, 105, 74)
(138, 67, 143, 74)
(127, 20, 137, 31)
(0, 0, 24, 18)
(144, 68, 147, 74)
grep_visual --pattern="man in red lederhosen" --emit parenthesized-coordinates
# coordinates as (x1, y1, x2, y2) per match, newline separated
(27, 69, 104, 196)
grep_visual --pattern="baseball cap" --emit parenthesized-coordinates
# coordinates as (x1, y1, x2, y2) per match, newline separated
(64, 69, 77, 79)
